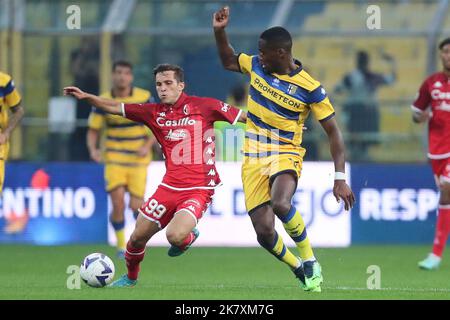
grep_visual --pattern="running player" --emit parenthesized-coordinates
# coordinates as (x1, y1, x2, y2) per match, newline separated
(413, 38, 450, 270)
(213, 6, 355, 292)
(0, 71, 25, 193)
(64, 64, 246, 287)
(87, 60, 156, 258)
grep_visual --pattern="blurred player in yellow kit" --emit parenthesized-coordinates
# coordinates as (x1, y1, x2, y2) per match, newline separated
(87, 61, 156, 258)
(0, 71, 25, 193)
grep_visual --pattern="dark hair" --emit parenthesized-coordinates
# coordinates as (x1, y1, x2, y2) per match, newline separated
(153, 64, 185, 82)
(112, 60, 133, 72)
(259, 26, 292, 51)
(356, 50, 369, 65)
(439, 37, 450, 50)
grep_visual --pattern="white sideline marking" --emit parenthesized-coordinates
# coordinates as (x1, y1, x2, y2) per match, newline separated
(143, 283, 450, 293)
(330, 286, 450, 293)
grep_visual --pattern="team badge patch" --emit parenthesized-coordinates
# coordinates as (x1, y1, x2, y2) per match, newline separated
(183, 104, 190, 115)
(287, 84, 298, 95)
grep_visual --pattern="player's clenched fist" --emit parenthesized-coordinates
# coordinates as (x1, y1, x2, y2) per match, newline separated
(213, 6, 230, 29)
(63, 86, 88, 100)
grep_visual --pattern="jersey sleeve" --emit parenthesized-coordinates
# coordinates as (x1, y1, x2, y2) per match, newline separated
(203, 98, 242, 125)
(308, 85, 335, 122)
(411, 79, 431, 113)
(4, 77, 22, 108)
(88, 108, 105, 130)
(237, 53, 253, 75)
(122, 103, 155, 124)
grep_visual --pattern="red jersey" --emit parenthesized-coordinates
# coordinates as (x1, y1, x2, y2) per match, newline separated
(122, 93, 242, 190)
(412, 72, 450, 159)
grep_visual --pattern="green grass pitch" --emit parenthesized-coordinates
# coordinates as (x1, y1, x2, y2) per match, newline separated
(1, 245, 449, 300)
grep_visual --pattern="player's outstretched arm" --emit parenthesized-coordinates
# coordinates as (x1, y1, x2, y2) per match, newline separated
(63, 86, 122, 115)
(213, 6, 240, 72)
(0, 104, 24, 145)
(320, 117, 355, 211)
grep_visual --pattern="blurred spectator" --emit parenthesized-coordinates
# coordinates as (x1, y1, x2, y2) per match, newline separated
(215, 83, 248, 161)
(334, 50, 396, 161)
(69, 36, 100, 161)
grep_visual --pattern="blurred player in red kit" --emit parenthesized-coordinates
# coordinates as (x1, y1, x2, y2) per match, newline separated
(412, 38, 450, 270)
(64, 64, 247, 286)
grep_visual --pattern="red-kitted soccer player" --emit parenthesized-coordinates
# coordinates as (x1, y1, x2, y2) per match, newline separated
(65, 64, 247, 286)
(412, 38, 450, 270)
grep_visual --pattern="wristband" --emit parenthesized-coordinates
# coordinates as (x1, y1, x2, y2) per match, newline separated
(334, 172, 346, 180)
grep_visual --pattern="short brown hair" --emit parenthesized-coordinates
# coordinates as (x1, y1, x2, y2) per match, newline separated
(439, 37, 450, 50)
(112, 60, 133, 72)
(153, 64, 184, 82)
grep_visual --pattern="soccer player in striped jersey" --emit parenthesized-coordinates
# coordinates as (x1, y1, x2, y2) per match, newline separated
(87, 61, 156, 258)
(0, 71, 25, 193)
(213, 6, 355, 292)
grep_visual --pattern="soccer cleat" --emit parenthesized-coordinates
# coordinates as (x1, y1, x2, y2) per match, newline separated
(418, 253, 441, 270)
(108, 274, 137, 288)
(303, 260, 323, 292)
(293, 263, 307, 290)
(116, 249, 125, 260)
(168, 228, 200, 257)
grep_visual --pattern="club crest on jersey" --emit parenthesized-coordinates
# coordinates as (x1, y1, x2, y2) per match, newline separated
(221, 102, 230, 113)
(287, 84, 298, 95)
(183, 104, 190, 115)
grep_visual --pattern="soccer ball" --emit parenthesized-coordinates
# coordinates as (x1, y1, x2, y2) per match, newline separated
(80, 253, 115, 288)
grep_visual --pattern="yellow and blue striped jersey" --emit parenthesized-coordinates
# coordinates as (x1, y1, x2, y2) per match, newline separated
(0, 72, 22, 132)
(88, 87, 153, 166)
(238, 53, 335, 157)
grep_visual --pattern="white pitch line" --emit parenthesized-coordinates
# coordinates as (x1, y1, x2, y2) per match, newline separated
(145, 283, 450, 293)
(329, 286, 450, 293)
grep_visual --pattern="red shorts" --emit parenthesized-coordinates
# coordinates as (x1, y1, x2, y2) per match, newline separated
(138, 185, 214, 229)
(431, 157, 450, 185)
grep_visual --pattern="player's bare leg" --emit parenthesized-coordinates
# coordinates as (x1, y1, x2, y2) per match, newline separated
(109, 213, 160, 287)
(129, 195, 144, 220)
(249, 205, 305, 287)
(166, 209, 199, 257)
(420, 180, 450, 270)
(271, 172, 322, 292)
(109, 186, 127, 258)
(271, 173, 315, 260)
